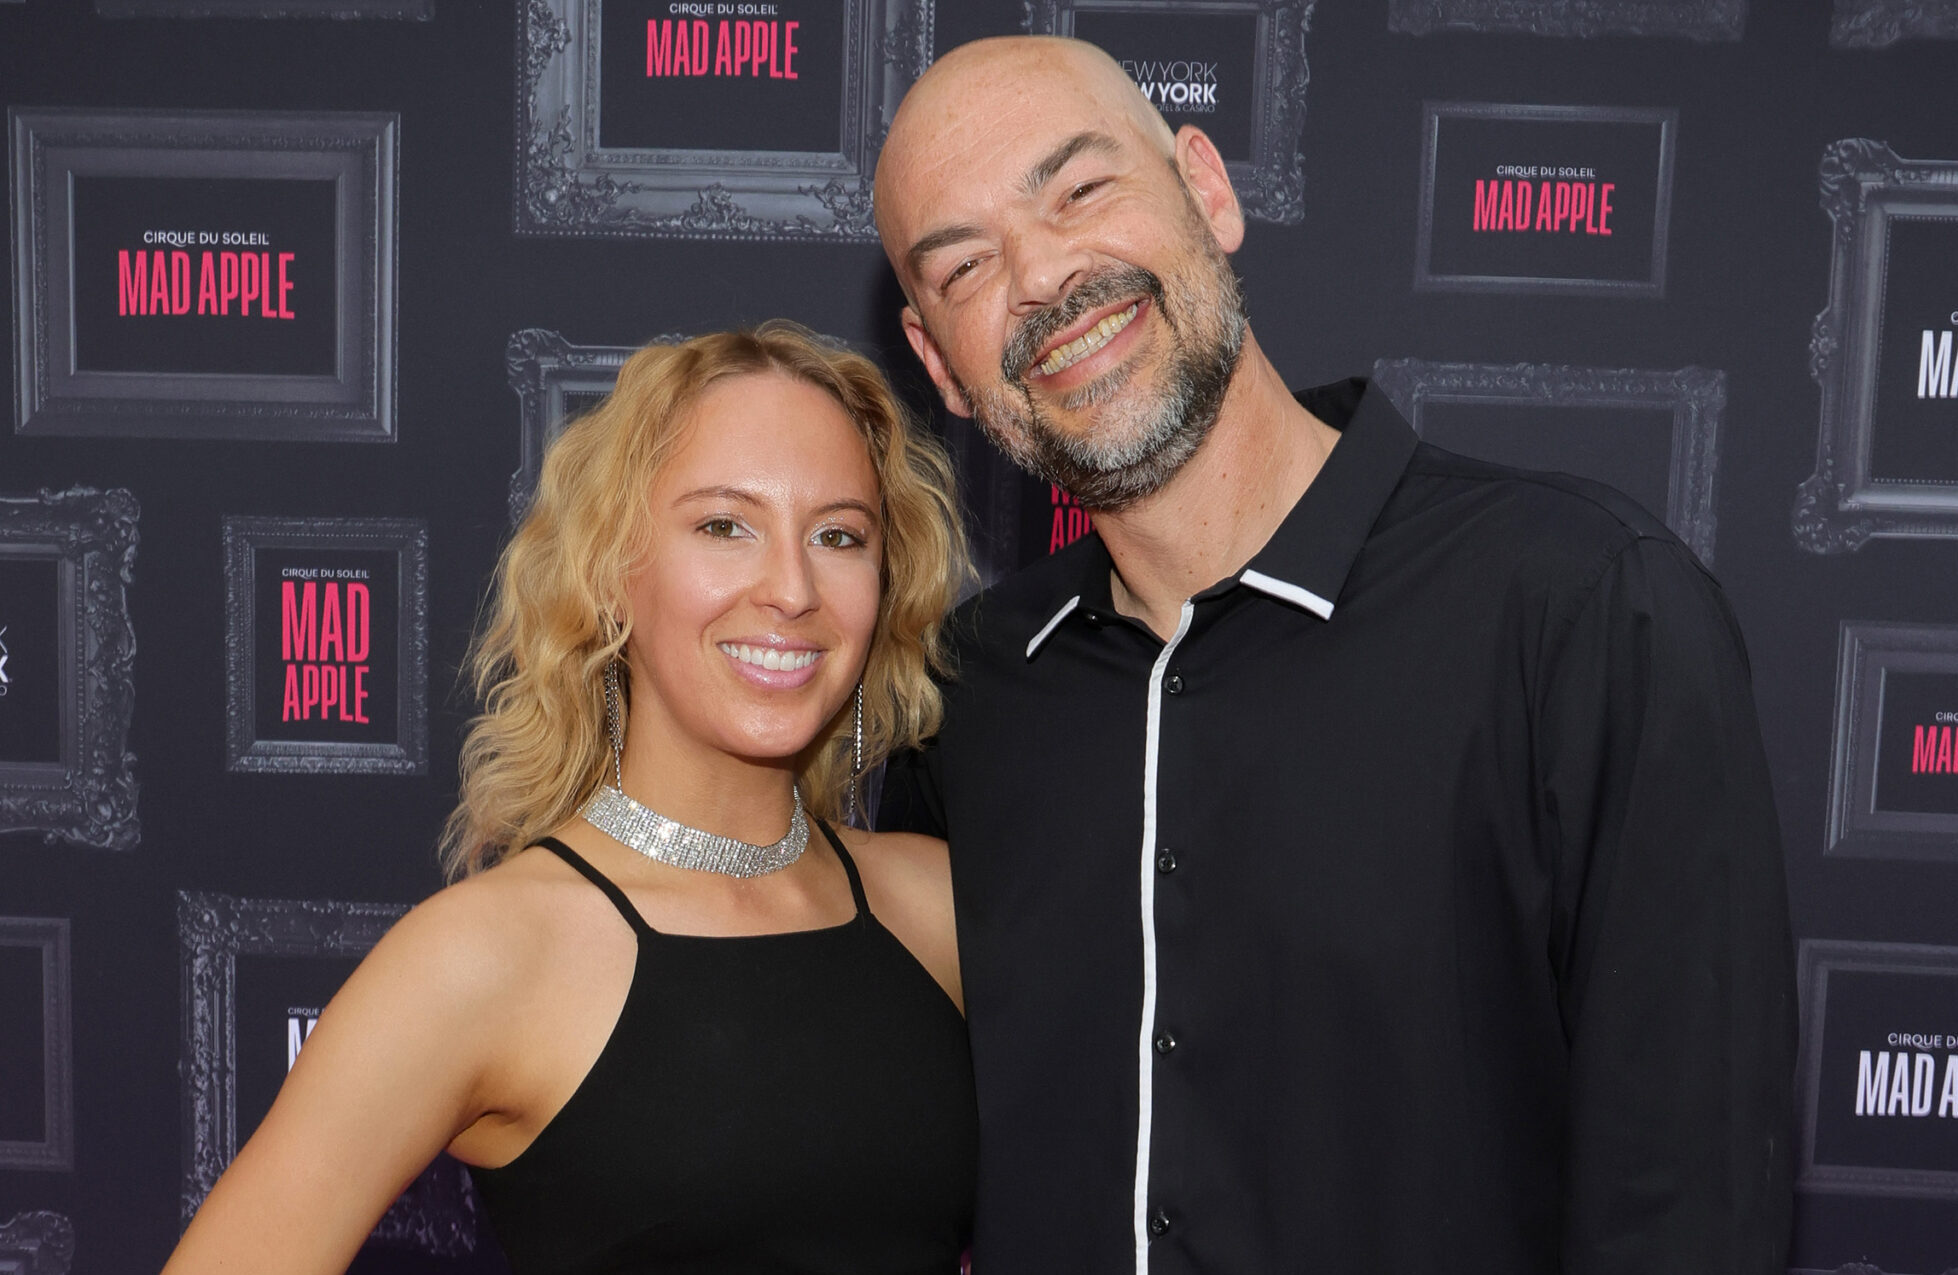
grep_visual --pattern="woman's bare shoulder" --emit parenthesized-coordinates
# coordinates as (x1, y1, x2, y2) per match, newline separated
(366, 846, 606, 1005)
(829, 824, 961, 1009)
(829, 824, 949, 882)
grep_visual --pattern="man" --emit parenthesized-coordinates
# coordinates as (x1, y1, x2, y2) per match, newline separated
(872, 35, 1796, 1275)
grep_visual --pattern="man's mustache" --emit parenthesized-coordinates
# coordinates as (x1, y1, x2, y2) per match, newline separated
(1001, 265, 1168, 383)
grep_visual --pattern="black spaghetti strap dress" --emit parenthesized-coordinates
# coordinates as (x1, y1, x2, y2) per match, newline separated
(466, 822, 977, 1274)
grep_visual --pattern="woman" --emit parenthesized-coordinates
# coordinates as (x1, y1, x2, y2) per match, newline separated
(166, 322, 977, 1273)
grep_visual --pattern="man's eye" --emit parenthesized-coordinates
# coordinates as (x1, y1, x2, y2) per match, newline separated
(1068, 180, 1103, 202)
(943, 257, 978, 289)
(815, 527, 865, 549)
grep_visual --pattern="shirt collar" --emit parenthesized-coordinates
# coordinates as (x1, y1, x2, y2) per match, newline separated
(1026, 377, 1418, 658)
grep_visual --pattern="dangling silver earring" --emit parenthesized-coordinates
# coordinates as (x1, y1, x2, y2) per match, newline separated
(847, 682, 864, 824)
(603, 659, 626, 791)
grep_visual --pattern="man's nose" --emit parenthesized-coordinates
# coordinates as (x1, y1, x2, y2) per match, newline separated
(1005, 220, 1093, 314)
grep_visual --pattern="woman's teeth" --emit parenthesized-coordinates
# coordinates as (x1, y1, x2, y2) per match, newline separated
(1036, 302, 1139, 377)
(720, 643, 820, 671)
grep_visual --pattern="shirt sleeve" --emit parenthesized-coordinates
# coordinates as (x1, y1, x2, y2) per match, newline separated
(875, 738, 949, 839)
(1536, 536, 1797, 1274)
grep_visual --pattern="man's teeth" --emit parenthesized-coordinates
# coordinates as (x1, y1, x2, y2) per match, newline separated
(720, 643, 820, 671)
(1036, 302, 1140, 376)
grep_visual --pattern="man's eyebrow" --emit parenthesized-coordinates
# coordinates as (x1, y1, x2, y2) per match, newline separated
(906, 222, 987, 281)
(1021, 130, 1122, 198)
(902, 131, 1125, 283)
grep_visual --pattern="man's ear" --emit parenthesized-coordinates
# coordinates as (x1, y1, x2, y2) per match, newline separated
(1174, 125, 1245, 255)
(901, 304, 974, 418)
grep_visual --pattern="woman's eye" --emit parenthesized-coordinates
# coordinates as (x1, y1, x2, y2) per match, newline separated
(815, 527, 864, 549)
(701, 517, 742, 538)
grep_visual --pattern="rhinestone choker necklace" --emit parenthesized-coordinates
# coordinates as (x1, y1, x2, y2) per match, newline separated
(580, 784, 808, 878)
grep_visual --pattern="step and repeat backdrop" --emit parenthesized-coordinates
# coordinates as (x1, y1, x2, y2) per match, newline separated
(1, 1, 1955, 1271)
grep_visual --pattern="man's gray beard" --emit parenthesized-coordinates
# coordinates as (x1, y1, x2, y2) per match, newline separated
(948, 234, 1247, 513)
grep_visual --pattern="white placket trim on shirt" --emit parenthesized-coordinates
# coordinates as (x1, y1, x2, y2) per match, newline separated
(1132, 598, 1196, 1273)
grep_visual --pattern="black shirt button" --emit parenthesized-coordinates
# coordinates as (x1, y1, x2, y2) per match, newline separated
(1148, 1207, 1171, 1236)
(1165, 672, 1185, 695)
(1154, 1031, 1177, 1055)
(1156, 849, 1177, 874)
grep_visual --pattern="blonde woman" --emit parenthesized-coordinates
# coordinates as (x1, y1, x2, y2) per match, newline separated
(166, 322, 977, 1274)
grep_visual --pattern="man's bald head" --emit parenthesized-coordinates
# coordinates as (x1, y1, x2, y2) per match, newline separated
(874, 36, 1176, 262)
(870, 34, 1249, 512)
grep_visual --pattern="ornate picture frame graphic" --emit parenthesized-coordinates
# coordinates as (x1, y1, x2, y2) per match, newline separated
(505, 328, 684, 521)
(1370, 360, 1725, 566)
(1825, 621, 1958, 862)
(1831, 0, 1958, 47)
(1021, 0, 1313, 224)
(1796, 140, 1958, 553)
(222, 516, 429, 775)
(515, 0, 932, 240)
(1794, 939, 1958, 1200)
(0, 1213, 74, 1275)
(0, 488, 139, 852)
(8, 108, 399, 440)
(96, 0, 431, 15)
(1387, 0, 1745, 38)
(0, 918, 72, 1172)
(177, 892, 479, 1252)
(1414, 102, 1677, 298)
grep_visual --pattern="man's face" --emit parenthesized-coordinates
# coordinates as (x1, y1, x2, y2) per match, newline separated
(883, 58, 1248, 511)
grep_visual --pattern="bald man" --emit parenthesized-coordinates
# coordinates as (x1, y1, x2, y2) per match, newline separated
(873, 36, 1795, 1275)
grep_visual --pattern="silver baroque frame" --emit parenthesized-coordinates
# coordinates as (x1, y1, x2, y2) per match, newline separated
(1387, 0, 1744, 38)
(221, 516, 429, 775)
(1795, 139, 1958, 553)
(515, 0, 932, 240)
(505, 328, 687, 521)
(1370, 359, 1724, 565)
(178, 892, 479, 1252)
(1795, 938, 1958, 1200)
(1022, 0, 1313, 224)
(1824, 621, 1958, 861)
(0, 1213, 74, 1275)
(97, 0, 431, 14)
(1414, 102, 1677, 298)
(0, 488, 139, 852)
(1831, 0, 1958, 47)
(0, 918, 72, 1171)
(8, 108, 399, 441)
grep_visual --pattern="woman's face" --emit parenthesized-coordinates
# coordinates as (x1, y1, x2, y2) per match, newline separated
(623, 369, 883, 767)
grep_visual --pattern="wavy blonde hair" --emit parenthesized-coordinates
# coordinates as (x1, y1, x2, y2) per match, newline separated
(441, 322, 968, 879)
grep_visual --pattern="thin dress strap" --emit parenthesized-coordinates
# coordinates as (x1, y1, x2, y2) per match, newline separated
(815, 820, 870, 921)
(531, 836, 653, 936)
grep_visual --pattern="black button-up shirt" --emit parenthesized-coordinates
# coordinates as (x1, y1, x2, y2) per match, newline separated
(881, 379, 1796, 1274)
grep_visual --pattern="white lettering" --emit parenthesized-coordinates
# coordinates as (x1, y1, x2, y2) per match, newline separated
(1889, 1049, 1913, 1113)
(1920, 329, 1955, 399)
(1941, 1055, 1958, 1118)
(1914, 1052, 1938, 1116)
(285, 1013, 318, 1071)
(1858, 1049, 1891, 1115)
